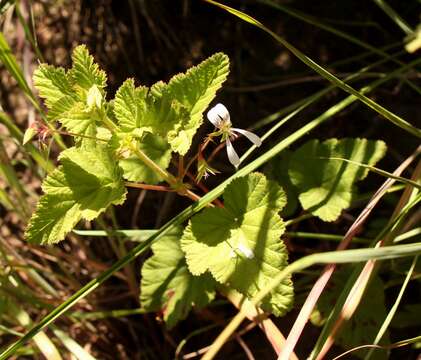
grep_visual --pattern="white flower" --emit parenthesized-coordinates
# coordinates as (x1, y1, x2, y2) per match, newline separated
(207, 103, 262, 168)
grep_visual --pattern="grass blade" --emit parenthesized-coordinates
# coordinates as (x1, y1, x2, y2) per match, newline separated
(51, 326, 97, 360)
(0, 32, 34, 100)
(0, 111, 54, 172)
(203, 0, 421, 138)
(9, 302, 62, 360)
(202, 241, 421, 360)
(0, 32, 66, 149)
(372, 0, 414, 35)
(318, 156, 421, 190)
(364, 256, 418, 360)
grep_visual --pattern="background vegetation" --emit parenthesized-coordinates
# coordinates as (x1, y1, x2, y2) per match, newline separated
(0, 0, 420, 359)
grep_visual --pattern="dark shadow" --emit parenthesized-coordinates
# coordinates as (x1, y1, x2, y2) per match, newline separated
(304, 139, 380, 215)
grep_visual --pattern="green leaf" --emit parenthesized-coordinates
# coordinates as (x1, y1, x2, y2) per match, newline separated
(52, 101, 97, 139)
(119, 133, 172, 184)
(113, 78, 149, 132)
(69, 45, 107, 93)
(315, 270, 389, 360)
(112, 53, 229, 156)
(164, 52, 229, 155)
(266, 150, 298, 217)
(25, 145, 126, 244)
(289, 138, 387, 222)
(33, 46, 109, 142)
(33, 64, 75, 109)
(181, 172, 293, 316)
(140, 228, 216, 328)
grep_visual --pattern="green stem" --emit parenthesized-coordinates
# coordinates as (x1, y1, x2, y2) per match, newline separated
(3, 40, 421, 360)
(100, 114, 117, 133)
(130, 144, 177, 185)
(128, 142, 202, 202)
(125, 182, 174, 192)
(0, 79, 339, 359)
(284, 213, 313, 227)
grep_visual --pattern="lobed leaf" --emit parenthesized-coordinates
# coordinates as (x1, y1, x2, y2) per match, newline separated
(33, 64, 75, 109)
(25, 145, 126, 244)
(140, 228, 216, 328)
(69, 45, 107, 93)
(289, 138, 387, 222)
(113, 78, 149, 132)
(52, 102, 97, 140)
(113, 53, 230, 156)
(165, 52, 230, 155)
(34, 45, 111, 141)
(181, 172, 294, 316)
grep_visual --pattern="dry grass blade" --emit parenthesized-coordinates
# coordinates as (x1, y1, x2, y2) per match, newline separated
(278, 145, 421, 360)
(312, 154, 421, 360)
(332, 334, 421, 360)
(223, 288, 298, 359)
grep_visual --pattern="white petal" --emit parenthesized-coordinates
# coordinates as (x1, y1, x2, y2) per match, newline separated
(231, 128, 262, 147)
(207, 103, 230, 127)
(226, 138, 240, 168)
(237, 243, 254, 259)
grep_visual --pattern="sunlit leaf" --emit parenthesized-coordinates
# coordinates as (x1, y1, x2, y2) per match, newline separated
(140, 228, 216, 328)
(33, 64, 75, 109)
(69, 44, 107, 92)
(25, 145, 126, 244)
(289, 138, 387, 221)
(181, 172, 293, 316)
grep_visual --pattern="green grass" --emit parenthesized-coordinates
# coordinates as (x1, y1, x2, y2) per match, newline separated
(0, 1, 420, 359)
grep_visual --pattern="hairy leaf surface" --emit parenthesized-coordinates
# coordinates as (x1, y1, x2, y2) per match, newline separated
(113, 78, 149, 132)
(289, 138, 386, 221)
(33, 45, 110, 141)
(69, 45, 107, 92)
(140, 228, 216, 328)
(181, 173, 293, 316)
(112, 53, 229, 155)
(33, 64, 75, 109)
(25, 146, 126, 244)
(164, 52, 230, 155)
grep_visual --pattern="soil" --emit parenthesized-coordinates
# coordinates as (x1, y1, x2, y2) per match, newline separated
(0, 0, 420, 359)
